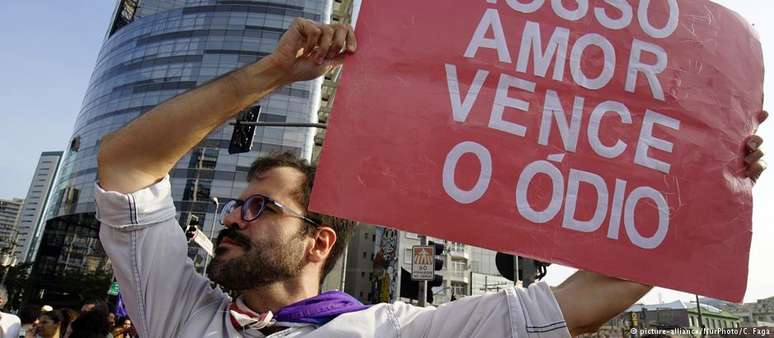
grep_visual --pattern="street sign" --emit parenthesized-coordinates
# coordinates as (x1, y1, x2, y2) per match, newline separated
(107, 281, 120, 296)
(411, 246, 435, 281)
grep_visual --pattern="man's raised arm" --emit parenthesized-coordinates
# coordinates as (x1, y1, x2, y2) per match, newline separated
(553, 271, 651, 336)
(97, 19, 355, 193)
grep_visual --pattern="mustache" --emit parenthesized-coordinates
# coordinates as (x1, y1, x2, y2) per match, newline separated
(216, 227, 252, 249)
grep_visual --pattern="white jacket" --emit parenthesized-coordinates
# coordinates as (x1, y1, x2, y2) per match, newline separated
(96, 176, 571, 338)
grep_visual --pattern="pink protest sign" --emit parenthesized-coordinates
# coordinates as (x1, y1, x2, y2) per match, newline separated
(311, 0, 764, 301)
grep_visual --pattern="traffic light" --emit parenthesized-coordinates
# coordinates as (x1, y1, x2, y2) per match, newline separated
(228, 105, 261, 154)
(400, 267, 420, 300)
(428, 241, 445, 291)
(494, 252, 551, 287)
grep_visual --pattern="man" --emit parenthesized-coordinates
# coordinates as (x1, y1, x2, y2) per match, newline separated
(0, 285, 20, 338)
(96, 19, 767, 338)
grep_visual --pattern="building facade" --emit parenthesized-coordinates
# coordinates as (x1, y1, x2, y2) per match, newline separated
(337, 227, 511, 306)
(340, 223, 380, 301)
(0, 198, 24, 259)
(34, 0, 334, 302)
(603, 301, 743, 335)
(751, 297, 774, 327)
(15, 151, 63, 264)
(395, 232, 476, 305)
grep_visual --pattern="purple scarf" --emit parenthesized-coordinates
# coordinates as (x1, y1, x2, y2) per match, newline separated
(275, 291, 369, 326)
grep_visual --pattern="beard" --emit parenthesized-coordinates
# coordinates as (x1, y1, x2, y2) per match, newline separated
(207, 227, 308, 291)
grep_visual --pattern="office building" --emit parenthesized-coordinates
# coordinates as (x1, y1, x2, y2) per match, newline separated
(15, 151, 63, 263)
(33, 0, 336, 304)
(0, 198, 24, 260)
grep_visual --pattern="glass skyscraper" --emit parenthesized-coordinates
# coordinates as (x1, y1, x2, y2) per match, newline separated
(33, 0, 333, 301)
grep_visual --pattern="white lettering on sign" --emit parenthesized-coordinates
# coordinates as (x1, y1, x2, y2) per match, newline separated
(440, 0, 684, 250)
(465, 8, 512, 63)
(490, 0, 679, 39)
(594, 0, 633, 30)
(569, 33, 616, 90)
(489, 74, 535, 137)
(634, 109, 681, 174)
(464, 3, 677, 101)
(625, 39, 668, 102)
(513, 155, 669, 249)
(445, 64, 490, 123)
(442, 142, 672, 249)
(442, 141, 493, 204)
(443, 73, 680, 169)
(516, 21, 569, 82)
(538, 90, 584, 153)
(587, 100, 632, 159)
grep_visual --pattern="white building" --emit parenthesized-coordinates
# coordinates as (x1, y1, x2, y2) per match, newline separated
(15, 151, 63, 263)
(0, 197, 24, 260)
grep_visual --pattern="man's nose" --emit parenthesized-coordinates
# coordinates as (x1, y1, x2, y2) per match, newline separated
(222, 208, 248, 230)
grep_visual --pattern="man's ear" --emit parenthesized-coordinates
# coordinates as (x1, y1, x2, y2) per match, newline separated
(306, 226, 337, 263)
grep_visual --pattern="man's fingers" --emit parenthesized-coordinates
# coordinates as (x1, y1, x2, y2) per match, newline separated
(329, 27, 348, 59)
(329, 54, 347, 67)
(296, 19, 321, 57)
(759, 110, 769, 124)
(345, 25, 357, 52)
(747, 160, 767, 184)
(316, 26, 335, 64)
(746, 149, 764, 164)
(747, 135, 763, 151)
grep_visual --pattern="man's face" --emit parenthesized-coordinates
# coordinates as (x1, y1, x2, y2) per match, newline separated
(38, 314, 59, 337)
(207, 167, 312, 290)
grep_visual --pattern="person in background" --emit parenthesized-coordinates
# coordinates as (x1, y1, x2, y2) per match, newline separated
(28, 310, 64, 338)
(0, 285, 20, 338)
(60, 308, 80, 338)
(68, 303, 110, 338)
(109, 318, 135, 338)
(17, 305, 40, 338)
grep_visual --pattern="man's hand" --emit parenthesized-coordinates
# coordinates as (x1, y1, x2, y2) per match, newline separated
(745, 110, 768, 183)
(267, 18, 356, 83)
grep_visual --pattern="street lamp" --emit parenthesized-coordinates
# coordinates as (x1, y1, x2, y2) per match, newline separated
(202, 197, 219, 275)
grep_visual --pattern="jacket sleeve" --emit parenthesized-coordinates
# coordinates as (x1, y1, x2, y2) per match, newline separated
(393, 282, 571, 338)
(95, 176, 228, 338)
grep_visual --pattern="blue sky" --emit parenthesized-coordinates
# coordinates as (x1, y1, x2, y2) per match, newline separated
(0, 1, 771, 304)
(0, 2, 115, 196)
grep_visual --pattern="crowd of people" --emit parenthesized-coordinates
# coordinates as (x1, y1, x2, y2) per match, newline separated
(0, 285, 137, 338)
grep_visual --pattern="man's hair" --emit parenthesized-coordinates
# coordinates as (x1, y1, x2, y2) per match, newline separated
(19, 305, 41, 325)
(247, 152, 356, 283)
(70, 302, 111, 337)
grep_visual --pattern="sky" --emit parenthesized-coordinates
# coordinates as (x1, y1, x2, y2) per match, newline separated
(0, 1, 771, 304)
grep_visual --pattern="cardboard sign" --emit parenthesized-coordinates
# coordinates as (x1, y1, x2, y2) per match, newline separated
(311, 0, 764, 301)
(412, 246, 435, 281)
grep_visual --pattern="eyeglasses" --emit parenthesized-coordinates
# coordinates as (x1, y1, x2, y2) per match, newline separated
(219, 193, 320, 227)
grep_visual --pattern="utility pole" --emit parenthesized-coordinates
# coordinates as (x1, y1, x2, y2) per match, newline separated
(417, 235, 428, 307)
(202, 197, 219, 275)
(695, 294, 706, 338)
